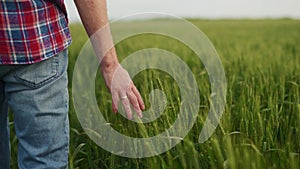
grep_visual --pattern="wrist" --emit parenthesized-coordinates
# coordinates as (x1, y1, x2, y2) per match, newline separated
(100, 48, 120, 74)
(100, 61, 119, 74)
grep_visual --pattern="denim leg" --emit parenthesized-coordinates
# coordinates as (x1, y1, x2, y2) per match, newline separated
(3, 50, 69, 169)
(0, 81, 10, 169)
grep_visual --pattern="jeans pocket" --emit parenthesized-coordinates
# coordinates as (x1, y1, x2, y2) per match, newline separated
(14, 56, 60, 88)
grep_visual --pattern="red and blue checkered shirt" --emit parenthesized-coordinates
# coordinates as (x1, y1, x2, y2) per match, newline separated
(0, 0, 72, 64)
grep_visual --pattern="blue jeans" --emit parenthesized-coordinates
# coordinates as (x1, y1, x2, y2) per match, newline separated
(0, 50, 69, 169)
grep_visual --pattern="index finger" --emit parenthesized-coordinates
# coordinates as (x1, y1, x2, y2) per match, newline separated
(121, 98, 133, 120)
(131, 85, 145, 110)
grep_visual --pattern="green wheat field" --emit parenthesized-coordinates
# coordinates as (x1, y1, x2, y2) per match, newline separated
(10, 19, 299, 169)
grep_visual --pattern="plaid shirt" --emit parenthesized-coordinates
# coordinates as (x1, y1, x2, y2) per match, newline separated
(0, 0, 72, 64)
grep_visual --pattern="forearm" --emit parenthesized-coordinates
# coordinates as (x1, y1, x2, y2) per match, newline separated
(74, 0, 108, 36)
(74, 0, 119, 73)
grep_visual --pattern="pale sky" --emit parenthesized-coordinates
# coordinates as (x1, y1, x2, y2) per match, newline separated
(66, 0, 300, 23)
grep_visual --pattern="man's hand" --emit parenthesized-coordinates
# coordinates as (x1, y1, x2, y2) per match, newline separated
(101, 61, 145, 119)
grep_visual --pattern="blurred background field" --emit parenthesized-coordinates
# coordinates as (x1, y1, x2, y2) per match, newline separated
(10, 19, 300, 169)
